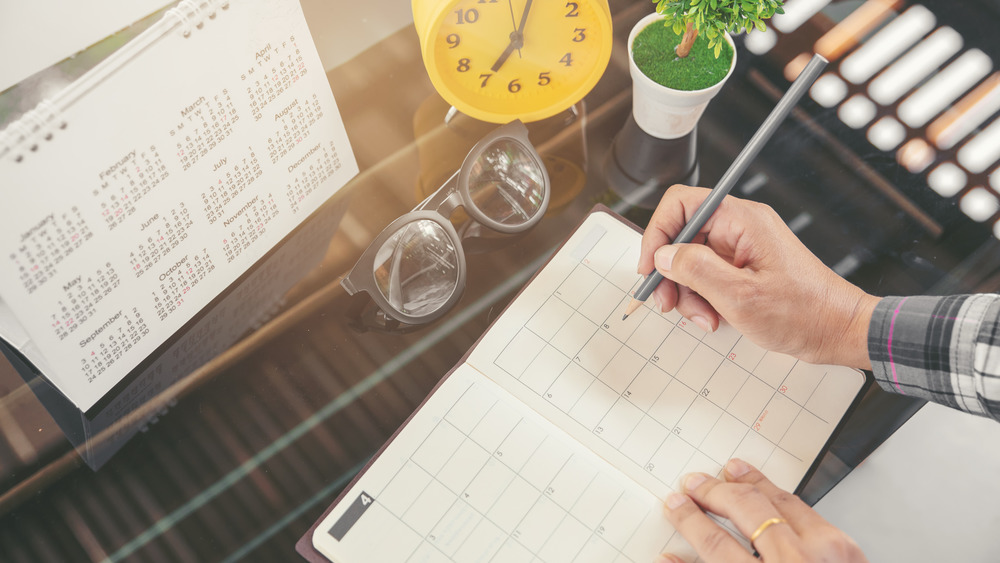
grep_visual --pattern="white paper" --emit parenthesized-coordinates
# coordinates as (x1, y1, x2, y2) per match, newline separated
(0, 0, 358, 411)
(311, 212, 866, 562)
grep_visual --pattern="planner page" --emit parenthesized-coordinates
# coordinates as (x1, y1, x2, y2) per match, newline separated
(466, 211, 866, 499)
(0, 0, 358, 411)
(311, 364, 700, 563)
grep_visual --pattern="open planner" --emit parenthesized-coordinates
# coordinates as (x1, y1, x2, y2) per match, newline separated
(0, 0, 357, 412)
(299, 208, 867, 563)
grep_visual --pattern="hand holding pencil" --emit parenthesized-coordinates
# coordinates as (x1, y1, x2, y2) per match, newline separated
(624, 53, 828, 320)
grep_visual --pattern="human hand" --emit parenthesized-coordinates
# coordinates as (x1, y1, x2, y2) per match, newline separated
(637, 185, 879, 369)
(659, 459, 868, 563)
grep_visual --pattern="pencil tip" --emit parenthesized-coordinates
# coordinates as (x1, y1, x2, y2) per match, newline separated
(621, 314, 628, 321)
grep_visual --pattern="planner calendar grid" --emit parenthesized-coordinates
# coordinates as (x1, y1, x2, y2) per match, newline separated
(335, 377, 691, 563)
(491, 224, 853, 494)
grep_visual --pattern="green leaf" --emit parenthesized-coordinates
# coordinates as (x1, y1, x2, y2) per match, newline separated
(714, 41, 722, 58)
(755, 19, 766, 31)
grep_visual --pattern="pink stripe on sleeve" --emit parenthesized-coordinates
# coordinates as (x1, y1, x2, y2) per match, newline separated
(887, 297, 909, 394)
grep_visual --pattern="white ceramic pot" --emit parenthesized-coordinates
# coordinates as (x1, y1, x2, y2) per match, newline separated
(628, 13, 737, 139)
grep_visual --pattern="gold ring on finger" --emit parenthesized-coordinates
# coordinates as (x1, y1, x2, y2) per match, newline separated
(749, 517, 788, 548)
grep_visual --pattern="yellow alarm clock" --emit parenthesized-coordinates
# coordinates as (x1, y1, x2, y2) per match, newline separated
(412, 0, 613, 123)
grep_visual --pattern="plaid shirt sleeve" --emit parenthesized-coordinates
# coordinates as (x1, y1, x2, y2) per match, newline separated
(868, 294, 1000, 420)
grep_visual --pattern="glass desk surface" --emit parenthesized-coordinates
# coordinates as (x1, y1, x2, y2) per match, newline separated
(2, 0, 1000, 560)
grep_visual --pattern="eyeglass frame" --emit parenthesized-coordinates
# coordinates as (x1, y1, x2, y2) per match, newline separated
(340, 119, 550, 326)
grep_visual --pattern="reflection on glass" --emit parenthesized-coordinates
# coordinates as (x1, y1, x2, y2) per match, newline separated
(468, 139, 545, 225)
(373, 220, 459, 316)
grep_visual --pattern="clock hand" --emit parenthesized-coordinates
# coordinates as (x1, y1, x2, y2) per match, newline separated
(491, 0, 533, 72)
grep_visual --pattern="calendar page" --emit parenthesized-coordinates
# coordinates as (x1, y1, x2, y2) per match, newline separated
(306, 210, 865, 563)
(0, 0, 357, 411)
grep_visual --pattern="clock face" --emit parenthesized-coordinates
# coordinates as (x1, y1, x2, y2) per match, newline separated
(419, 0, 612, 123)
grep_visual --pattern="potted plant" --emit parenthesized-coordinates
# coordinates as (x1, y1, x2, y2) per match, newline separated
(631, 0, 785, 138)
(606, 0, 784, 208)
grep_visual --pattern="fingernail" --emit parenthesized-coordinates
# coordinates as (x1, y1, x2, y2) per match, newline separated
(655, 555, 682, 563)
(684, 473, 707, 491)
(727, 458, 750, 478)
(654, 246, 677, 273)
(653, 291, 664, 311)
(665, 493, 689, 510)
(692, 315, 713, 333)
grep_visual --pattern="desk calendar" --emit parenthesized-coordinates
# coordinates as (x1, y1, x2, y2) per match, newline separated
(0, 0, 358, 412)
(299, 209, 867, 563)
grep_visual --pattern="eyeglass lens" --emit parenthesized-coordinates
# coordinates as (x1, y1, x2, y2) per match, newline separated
(468, 139, 546, 226)
(373, 220, 461, 317)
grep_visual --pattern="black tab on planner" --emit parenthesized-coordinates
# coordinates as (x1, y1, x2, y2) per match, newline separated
(328, 491, 374, 541)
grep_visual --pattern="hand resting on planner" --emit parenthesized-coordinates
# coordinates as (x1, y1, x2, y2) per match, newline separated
(658, 459, 868, 563)
(637, 185, 880, 370)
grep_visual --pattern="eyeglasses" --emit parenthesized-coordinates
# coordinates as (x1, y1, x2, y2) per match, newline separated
(341, 120, 550, 328)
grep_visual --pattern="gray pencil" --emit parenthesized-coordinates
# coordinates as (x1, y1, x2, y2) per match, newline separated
(623, 53, 828, 320)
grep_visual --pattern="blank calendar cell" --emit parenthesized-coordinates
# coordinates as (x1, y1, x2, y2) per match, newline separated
(569, 380, 619, 430)
(595, 399, 644, 449)
(675, 345, 724, 391)
(728, 336, 768, 372)
(598, 345, 646, 394)
(446, 385, 495, 433)
(551, 313, 599, 359)
(582, 230, 627, 277)
(527, 297, 575, 340)
(605, 247, 642, 292)
(570, 473, 624, 530)
(412, 422, 464, 475)
(487, 477, 537, 533)
(546, 363, 595, 413)
(407, 541, 450, 563)
(603, 297, 648, 342)
(491, 539, 533, 563)
(516, 496, 564, 552)
(779, 410, 828, 462)
(754, 351, 797, 388)
(699, 413, 749, 465)
(623, 512, 672, 562)
(471, 401, 522, 452)
(520, 437, 573, 491)
(624, 364, 671, 411)
(701, 361, 750, 409)
(578, 279, 628, 326)
(575, 535, 619, 563)
(754, 393, 800, 444)
(731, 429, 777, 470)
(521, 345, 569, 395)
(598, 493, 647, 549)
(620, 415, 669, 467)
(380, 461, 432, 517)
(760, 447, 806, 492)
(780, 362, 826, 405)
(806, 370, 862, 422)
(651, 329, 698, 376)
(648, 433, 696, 487)
(701, 321, 742, 356)
(429, 500, 482, 556)
(554, 264, 603, 308)
(727, 376, 775, 427)
(576, 329, 622, 376)
(463, 457, 515, 513)
(453, 517, 505, 562)
(496, 328, 546, 378)
(495, 420, 548, 472)
(648, 379, 698, 430)
(547, 455, 598, 511)
(437, 440, 490, 494)
(625, 312, 672, 358)
(538, 514, 592, 563)
(403, 479, 456, 536)
(347, 502, 423, 561)
(674, 396, 723, 446)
